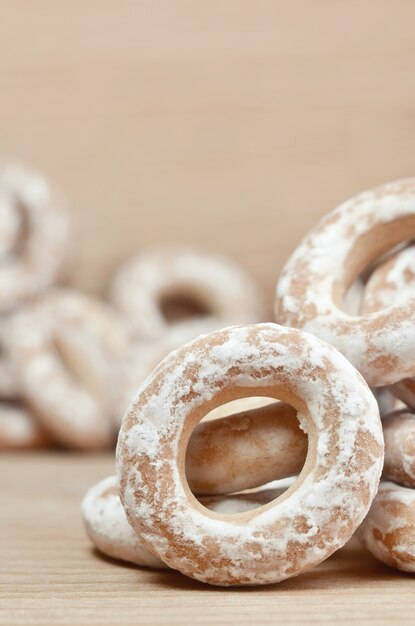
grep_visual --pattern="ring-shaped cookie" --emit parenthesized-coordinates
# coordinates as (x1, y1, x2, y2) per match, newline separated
(382, 411, 415, 487)
(113, 319, 221, 421)
(362, 244, 415, 314)
(110, 246, 264, 340)
(82, 475, 166, 569)
(276, 179, 415, 386)
(358, 481, 415, 572)
(0, 162, 72, 312)
(8, 289, 130, 449)
(362, 244, 415, 407)
(115, 327, 307, 493)
(117, 323, 383, 586)
(82, 475, 278, 569)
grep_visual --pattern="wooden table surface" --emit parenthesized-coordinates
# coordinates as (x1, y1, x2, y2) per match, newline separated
(1, 1, 415, 624)
(1, 452, 414, 626)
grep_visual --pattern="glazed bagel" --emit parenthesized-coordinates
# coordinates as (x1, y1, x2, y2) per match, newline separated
(362, 244, 415, 408)
(0, 162, 71, 312)
(382, 411, 415, 487)
(7, 289, 130, 449)
(117, 323, 383, 586)
(82, 475, 166, 569)
(358, 481, 415, 572)
(82, 475, 279, 569)
(110, 246, 264, 340)
(276, 179, 415, 386)
(0, 403, 51, 449)
(362, 244, 415, 314)
(113, 319, 224, 421)
(117, 338, 307, 494)
(115, 323, 307, 495)
(186, 401, 307, 495)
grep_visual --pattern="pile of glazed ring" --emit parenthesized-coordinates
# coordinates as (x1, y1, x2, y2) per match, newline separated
(3, 162, 415, 584)
(82, 177, 415, 585)
(0, 161, 264, 451)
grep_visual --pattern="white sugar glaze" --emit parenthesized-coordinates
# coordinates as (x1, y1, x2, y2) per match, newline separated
(358, 481, 415, 572)
(363, 244, 415, 313)
(82, 475, 278, 569)
(0, 162, 72, 312)
(117, 323, 383, 586)
(7, 289, 130, 449)
(362, 244, 415, 407)
(110, 245, 265, 340)
(113, 319, 221, 423)
(276, 179, 415, 386)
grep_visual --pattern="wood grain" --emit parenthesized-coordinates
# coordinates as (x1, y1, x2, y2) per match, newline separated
(1, 452, 414, 626)
(1, 1, 415, 623)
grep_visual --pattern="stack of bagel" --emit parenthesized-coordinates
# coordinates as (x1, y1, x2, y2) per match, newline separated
(84, 178, 415, 584)
(0, 161, 265, 451)
(2, 161, 415, 585)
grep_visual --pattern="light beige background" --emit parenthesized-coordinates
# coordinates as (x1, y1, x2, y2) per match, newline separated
(1, 1, 415, 308)
(1, 2, 415, 625)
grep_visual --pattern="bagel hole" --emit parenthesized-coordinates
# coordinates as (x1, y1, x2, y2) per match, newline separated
(158, 290, 213, 324)
(185, 396, 308, 517)
(341, 240, 414, 316)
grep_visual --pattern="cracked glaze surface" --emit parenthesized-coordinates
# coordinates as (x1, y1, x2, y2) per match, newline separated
(358, 481, 415, 572)
(117, 323, 383, 586)
(276, 179, 415, 386)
